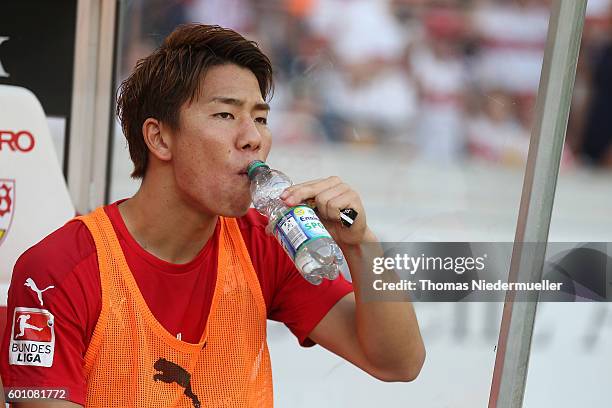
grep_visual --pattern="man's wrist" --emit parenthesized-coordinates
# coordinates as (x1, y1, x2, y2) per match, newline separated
(339, 228, 380, 254)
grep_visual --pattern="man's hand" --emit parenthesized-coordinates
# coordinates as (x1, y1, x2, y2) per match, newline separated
(283, 176, 426, 382)
(280, 176, 369, 247)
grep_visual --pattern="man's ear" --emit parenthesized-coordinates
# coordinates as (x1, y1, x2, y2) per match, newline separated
(142, 117, 172, 161)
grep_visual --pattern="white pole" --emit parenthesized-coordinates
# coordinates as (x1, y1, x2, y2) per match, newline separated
(489, 1, 587, 407)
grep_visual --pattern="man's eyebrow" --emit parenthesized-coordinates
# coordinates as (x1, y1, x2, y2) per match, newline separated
(210, 97, 270, 111)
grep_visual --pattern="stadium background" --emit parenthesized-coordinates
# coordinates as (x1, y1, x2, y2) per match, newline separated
(109, 1, 612, 406)
(2, 0, 612, 406)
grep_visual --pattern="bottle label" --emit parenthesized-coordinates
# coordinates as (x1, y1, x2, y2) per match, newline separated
(274, 206, 332, 259)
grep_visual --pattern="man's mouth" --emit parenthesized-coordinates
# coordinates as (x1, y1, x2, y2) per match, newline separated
(239, 164, 252, 176)
(238, 170, 249, 181)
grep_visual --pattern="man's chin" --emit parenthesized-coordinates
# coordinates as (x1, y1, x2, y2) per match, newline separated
(221, 202, 252, 218)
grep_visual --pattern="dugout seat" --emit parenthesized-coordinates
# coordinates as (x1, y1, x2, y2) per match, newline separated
(0, 84, 74, 337)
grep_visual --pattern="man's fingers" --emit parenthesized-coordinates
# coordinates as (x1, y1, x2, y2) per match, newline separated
(313, 183, 352, 219)
(281, 176, 342, 206)
(280, 176, 363, 229)
(327, 193, 361, 226)
(280, 178, 324, 196)
(315, 183, 351, 220)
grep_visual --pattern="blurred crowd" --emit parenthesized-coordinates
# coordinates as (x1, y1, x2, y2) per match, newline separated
(121, 0, 612, 168)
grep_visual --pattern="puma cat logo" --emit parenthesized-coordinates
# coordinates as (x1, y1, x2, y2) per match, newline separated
(153, 358, 201, 408)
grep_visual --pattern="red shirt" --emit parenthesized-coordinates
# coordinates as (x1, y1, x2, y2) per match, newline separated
(1, 202, 353, 405)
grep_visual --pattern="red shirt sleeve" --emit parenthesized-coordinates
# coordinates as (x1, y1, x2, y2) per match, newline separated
(269, 267, 353, 347)
(238, 210, 354, 347)
(0, 220, 101, 406)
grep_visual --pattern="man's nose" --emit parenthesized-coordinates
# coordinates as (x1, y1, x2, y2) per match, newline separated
(237, 117, 262, 151)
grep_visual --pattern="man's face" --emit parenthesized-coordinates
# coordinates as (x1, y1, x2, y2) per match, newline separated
(169, 63, 272, 217)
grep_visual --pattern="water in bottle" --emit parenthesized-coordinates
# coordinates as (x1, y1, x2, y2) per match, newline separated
(247, 160, 345, 285)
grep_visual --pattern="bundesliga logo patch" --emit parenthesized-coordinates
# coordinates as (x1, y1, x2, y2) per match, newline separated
(9, 307, 55, 367)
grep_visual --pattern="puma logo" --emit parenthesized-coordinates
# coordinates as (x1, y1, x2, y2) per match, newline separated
(153, 358, 201, 408)
(24, 278, 55, 306)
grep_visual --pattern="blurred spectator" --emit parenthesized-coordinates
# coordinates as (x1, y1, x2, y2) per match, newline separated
(116, 0, 611, 170)
(585, 0, 612, 40)
(307, 0, 418, 142)
(471, 0, 549, 96)
(580, 29, 612, 167)
(412, 6, 468, 161)
(186, 0, 255, 33)
(467, 89, 529, 165)
(322, 65, 418, 143)
(309, 0, 408, 65)
(120, 0, 190, 77)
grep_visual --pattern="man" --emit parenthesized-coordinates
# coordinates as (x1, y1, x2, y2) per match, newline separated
(0, 24, 424, 407)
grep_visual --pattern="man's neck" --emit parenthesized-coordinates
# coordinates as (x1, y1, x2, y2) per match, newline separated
(118, 179, 217, 265)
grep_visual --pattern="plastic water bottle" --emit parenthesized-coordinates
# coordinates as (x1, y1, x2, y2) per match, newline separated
(247, 160, 344, 285)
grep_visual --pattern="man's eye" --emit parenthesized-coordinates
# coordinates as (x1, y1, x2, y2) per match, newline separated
(214, 112, 234, 119)
(255, 117, 268, 125)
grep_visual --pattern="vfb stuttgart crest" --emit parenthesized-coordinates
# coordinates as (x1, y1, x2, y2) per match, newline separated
(0, 179, 15, 247)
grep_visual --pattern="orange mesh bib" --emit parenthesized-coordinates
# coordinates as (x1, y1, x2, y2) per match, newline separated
(77, 207, 273, 407)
